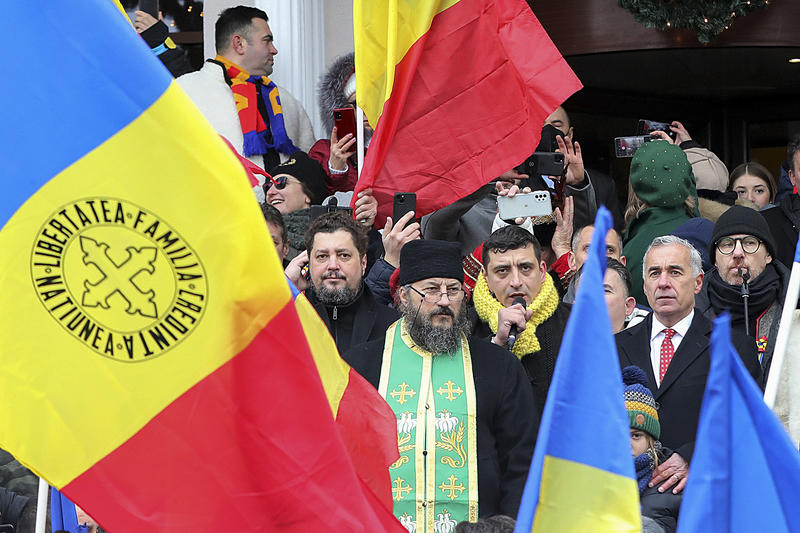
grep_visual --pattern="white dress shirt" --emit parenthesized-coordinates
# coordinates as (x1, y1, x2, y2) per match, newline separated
(649, 311, 694, 387)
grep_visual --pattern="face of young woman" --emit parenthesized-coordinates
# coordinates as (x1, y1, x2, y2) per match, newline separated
(732, 174, 771, 208)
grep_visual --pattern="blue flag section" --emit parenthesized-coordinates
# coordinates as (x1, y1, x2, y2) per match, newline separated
(677, 313, 800, 533)
(514, 207, 641, 533)
(50, 487, 83, 533)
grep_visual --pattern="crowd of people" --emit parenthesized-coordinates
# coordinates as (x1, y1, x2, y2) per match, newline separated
(2, 5, 799, 533)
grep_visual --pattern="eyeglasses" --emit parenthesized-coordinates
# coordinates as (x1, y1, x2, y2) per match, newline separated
(716, 236, 762, 255)
(409, 285, 465, 303)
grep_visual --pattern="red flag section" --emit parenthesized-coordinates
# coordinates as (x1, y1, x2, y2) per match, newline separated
(354, 0, 582, 222)
(63, 305, 403, 532)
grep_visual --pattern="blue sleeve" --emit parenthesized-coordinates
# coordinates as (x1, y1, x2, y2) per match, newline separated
(365, 258, 396, 307)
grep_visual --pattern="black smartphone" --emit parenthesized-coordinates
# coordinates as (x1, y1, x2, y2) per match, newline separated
(139, 0, 159, 17)
(614, 135, 651, 158)
(523, 152, 565, 176)
(393, 192, 416, 223)
(637, 119, 677, 140)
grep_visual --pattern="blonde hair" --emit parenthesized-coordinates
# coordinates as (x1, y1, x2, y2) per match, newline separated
(624, 188, 696, 227)
(645, 434, 660, 468)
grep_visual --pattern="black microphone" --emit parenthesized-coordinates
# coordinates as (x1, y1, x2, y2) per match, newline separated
(739, 267, 751, 336)
(507, 296, 527, 350)
(327, 196, 338, 207)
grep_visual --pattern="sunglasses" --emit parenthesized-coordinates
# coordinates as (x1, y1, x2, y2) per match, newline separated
(265, 176, 292, 191)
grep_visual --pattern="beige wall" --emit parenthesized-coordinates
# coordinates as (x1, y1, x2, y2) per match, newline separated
(323, 0, 354, 65)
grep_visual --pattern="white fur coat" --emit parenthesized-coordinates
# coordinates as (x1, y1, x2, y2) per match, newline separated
(177, 61, 316, 201)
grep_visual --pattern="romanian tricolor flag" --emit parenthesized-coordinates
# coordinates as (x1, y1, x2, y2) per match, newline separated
(0, 2, 403, 532)
(514, 208, 641, 533)
(353, 0, 582, 221)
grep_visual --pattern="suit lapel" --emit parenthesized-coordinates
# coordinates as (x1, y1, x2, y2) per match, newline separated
(657, 311, 710, 397)
(620, 314, 658, 390)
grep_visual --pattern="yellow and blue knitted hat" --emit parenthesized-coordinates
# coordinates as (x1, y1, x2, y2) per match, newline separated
(622, 365, 660, 440)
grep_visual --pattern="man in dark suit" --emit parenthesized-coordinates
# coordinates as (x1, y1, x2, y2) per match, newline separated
(616, 235, 760, 495)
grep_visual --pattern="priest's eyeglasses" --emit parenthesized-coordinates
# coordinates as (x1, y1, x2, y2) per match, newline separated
(409, 285, 465, 303)
(716, 236, 762, 255)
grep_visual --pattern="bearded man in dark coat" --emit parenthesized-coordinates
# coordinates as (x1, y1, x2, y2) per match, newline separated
(343, 239, 537, 529)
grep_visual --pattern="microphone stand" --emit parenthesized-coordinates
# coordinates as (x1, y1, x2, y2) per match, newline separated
(739, 267, 751, 336)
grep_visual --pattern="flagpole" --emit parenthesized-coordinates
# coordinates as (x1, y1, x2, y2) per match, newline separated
(764, 236, 800, 408)
(356, 106, 365, 182)
(35, 477, 48, 533)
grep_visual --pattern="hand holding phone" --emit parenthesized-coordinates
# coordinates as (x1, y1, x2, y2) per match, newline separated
(497, 191, 553, 221)
(637, 119, 677, 141)
(668, 121, 692, 144)
(285, 250, 311, 291)
(382, 211, 421, 267)
(393, 192, 417, 224)
(333, 107, 357, 143)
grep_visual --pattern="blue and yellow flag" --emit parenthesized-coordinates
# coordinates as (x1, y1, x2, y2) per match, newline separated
(677, 313, 800, 533)
(514, 207, 641, 532)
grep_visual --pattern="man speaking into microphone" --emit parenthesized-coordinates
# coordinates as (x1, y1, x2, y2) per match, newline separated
(471, 225, 571, 414)
(694, 205, 789, 385)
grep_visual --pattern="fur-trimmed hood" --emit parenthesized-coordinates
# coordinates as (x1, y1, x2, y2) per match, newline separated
(318, 53, 355, 133)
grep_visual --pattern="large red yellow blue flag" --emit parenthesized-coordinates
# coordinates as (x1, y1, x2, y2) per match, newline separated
(514, 208, 641, 532)
(353, 0, 582, 222)
(0, 1, 403, 531)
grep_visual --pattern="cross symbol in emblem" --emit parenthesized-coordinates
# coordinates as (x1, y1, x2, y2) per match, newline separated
(439, 475, 465, 500)
(79, 236, 158, 318)
(392, 477, 413, 501)
(390, 382, 416, 404)
(436, 380, 463, 401)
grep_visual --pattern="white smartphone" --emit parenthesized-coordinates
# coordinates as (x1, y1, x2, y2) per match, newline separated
(497, 191, 553, 220)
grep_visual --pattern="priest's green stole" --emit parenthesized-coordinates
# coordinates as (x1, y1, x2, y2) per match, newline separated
(379, 319, 478, 532)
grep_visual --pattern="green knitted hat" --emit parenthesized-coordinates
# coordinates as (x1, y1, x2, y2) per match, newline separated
(622, 366, 660, 440)
(630, 140, 695, 209)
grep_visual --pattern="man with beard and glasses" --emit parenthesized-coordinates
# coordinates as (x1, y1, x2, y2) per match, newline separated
(695, 205, 792, 384)
(286, 211, 398, 354)
(343, 240, 537, 527)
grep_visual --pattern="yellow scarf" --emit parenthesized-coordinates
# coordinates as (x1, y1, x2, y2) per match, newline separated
(473, 272, 559, 358)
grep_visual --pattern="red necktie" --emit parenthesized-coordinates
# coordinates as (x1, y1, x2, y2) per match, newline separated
(659, 328, 677, 383)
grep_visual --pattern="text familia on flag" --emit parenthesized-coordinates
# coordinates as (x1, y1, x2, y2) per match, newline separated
(0, 2, 402, 531)
(353, 0, 582, 223)
(514, 207, 641, 533)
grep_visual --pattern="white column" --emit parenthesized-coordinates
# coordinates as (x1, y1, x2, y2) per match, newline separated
(257, 0, 327, 139)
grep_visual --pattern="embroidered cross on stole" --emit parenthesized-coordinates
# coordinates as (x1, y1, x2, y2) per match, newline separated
(379, 319, 478, 532)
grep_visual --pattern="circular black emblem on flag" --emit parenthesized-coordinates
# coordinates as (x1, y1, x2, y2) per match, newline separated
(30, 198, 208, 362)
